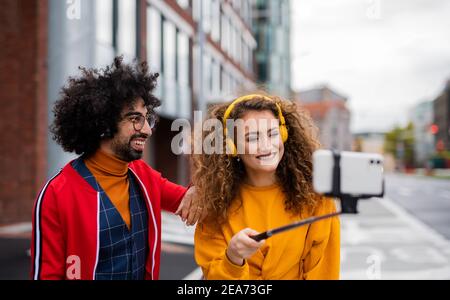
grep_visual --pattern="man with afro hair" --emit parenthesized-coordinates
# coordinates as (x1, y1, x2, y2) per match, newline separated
(30, 57, 201, 280)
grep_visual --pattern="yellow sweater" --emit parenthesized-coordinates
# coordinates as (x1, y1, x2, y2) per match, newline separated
(194, 184, 340, 280)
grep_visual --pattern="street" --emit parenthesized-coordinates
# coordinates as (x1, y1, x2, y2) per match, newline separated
(385, 173, 450, 239)
(1, 173, 449, 280)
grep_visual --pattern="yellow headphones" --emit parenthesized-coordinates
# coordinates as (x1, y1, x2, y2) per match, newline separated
(222, 94, 288, 157)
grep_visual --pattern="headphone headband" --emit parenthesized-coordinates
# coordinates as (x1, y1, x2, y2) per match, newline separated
(222, 94, 285, 127)
(222, 94, 288, 156)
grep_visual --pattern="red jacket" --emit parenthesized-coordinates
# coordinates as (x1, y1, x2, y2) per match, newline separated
(30, 159, 187, 280)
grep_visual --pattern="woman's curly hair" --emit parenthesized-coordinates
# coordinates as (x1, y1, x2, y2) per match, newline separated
(192, 94, 323, 224)
(51, 56, 160, 156)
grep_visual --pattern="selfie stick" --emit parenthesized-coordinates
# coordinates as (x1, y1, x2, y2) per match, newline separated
(251, 150, 344, 242)
(250, 211, 341, 242)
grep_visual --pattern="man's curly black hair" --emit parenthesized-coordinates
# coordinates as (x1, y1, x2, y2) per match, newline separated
(51, 56, 160, 156)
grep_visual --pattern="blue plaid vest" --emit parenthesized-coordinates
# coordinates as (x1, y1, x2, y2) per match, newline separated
(72, 158, 148, 280)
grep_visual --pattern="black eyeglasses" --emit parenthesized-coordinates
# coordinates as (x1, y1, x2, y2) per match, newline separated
(126, 113, 157, 131)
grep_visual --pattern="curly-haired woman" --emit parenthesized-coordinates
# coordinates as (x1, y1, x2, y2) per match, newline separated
(31, 57, 199, 280)
(193, 94, 340, 280)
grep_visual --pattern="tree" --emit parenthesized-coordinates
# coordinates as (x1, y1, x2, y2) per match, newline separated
(384, 123, 415, 169)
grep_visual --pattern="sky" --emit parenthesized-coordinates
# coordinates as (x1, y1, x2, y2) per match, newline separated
(291, 0, 450, 133)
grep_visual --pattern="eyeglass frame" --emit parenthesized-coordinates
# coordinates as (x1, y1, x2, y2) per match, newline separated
(122, 112, 158, 131)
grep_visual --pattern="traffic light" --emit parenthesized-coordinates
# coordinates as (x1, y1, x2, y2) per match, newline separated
(430, 124, 439, 135)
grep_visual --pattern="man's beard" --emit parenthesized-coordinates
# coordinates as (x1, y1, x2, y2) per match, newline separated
(111, 134, 147, 162)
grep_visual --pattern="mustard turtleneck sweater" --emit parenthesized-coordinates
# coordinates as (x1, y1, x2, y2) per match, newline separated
(195, 183, 340, 280)
(85, 149, 131, 229)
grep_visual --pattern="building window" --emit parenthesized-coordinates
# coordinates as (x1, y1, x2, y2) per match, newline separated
(242, 41, 249, 72)
(96, 0, 113, 46)
(270, 55, 281, 83)
(177, 0, 189, 10)
(212, 61, 221, 95)
(177, 31, 189, 88)
(229, 25, 236, 60)
(258, 61, 268, 82)
(219, 65, 224, 93)
(282, 0, 290, 28)
(249, 45, 253, 72)
(117, 0, 137, 59)
(222, 69, 229, 94)
(202, 0, 211, 34)
(236, 33, 242, 64)
(221, 15, 229, 54)
(163, 19, 177, 115)
(192, 0, 199, 20)
(244, 0, 252, 26)
(95, 0, 114, 66)
(203, 55, 211, 97)
(177, 30, 191, 118)
(147, 6, 162, 72)
(211, 0, 221, 42)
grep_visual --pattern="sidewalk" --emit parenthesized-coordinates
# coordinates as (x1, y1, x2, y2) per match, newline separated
(340, 197, 450, 279)
(398, 169, 450, 180)
(0, 223, 31, 239)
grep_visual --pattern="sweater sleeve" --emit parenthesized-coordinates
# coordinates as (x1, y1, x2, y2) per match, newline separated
(300, 199, 341, 280)
(194, 223, 250, 280)
(31, 184, 66, 280)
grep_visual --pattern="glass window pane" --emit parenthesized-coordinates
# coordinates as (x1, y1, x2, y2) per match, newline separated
(212, 61, 220, 94)
(177, 0, 189, 9)
(164, 21, 176, 80)
(211, 0, 220, 42)
(163, 20, 176, 114)
(221, 15, 229, 52)
(96, 0, 113, 46)
(203, 55, 211, 95)
(192, 0, 200, 21)
(177, 31, 189, 86)
(117, 0, 136, 59)
(147, 6, 161, 72)
(203, 0, 211, 33)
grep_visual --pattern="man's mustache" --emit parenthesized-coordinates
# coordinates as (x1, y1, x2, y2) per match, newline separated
(130, 134, 149, 141)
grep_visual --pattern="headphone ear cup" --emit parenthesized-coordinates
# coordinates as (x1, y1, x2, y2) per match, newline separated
(226, 138, 238, 157)
(100, 128, 112, 139)
(104, 128, 113, 138)
(280, 125, 288, 143)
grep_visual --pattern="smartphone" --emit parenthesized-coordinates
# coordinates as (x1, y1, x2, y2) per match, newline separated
(312, 150, 384, 198)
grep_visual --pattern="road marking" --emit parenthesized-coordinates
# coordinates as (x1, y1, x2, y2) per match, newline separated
(380, 197, 450, 248)
(438, 191, 450, 199)
(162, 212, 195, 245)
(341, 219, 368, 245)
(396, 187, 413, 197)
(0, 222, 31, 235)
(183, 267, 203, 280)
(341, 198, 450, 279)
(161, 242, 193, 254)
(390, 246, 448, 264)
(341, 246, 386, 264)
(343, 265, 450, 280)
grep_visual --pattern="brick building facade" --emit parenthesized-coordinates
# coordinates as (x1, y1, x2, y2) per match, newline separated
(0, 0, 48, 222)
